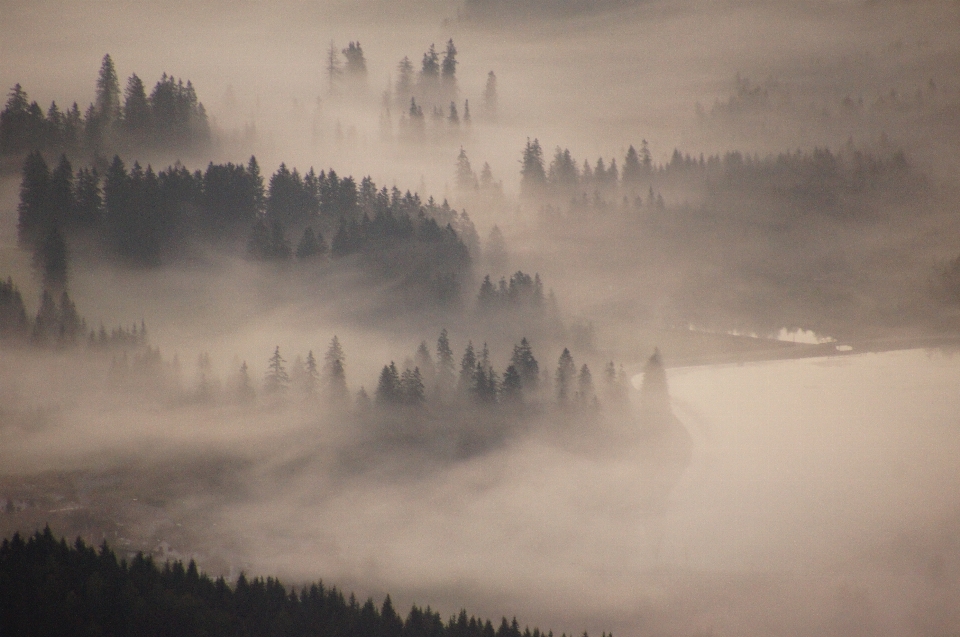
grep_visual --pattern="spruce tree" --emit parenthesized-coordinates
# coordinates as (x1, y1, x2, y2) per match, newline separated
(520, 138, 546, 198)
(304, 350, 320, 397)
(324, 336, 348, 402)
(264, 346, 289, 394)
(435, 328, 455, 398)
(458, 341, 476, 393)
(95, 54, 121, 129)
(555, 348, 575, 405)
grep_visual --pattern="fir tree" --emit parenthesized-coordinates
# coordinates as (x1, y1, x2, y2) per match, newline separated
(324, 336, 348, 403)
(264, 346, 289, 394)
(458, 341, 476, 393)
(555, 348, 575, 405)
(376, 362, 401, 404)
(304, 350, 320, 397)
(435, 328, 455, 397)
(520, 138, 546, 198)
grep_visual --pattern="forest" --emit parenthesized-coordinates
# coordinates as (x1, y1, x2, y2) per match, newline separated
(1, 527, 606, 637)
(3, 2, 960, 637)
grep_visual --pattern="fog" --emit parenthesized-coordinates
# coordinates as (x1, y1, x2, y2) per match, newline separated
(2, 0, 960, 635)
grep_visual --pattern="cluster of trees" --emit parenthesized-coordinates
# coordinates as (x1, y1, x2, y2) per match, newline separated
(523, 138, 916, 219)
(477, 271, 544, 311)
(0, 274, 150, 352)
(16, 153, 474, 299)
(0, 277, 84, 348)
(1, 528, 606, 637)
(372, 330, 628, 411)
(0, 54, 209, 160)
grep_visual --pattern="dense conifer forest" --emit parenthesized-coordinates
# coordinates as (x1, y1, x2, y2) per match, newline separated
(1, 528, 604, 637)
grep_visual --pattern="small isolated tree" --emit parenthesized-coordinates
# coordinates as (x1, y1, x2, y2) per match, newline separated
(264, 346, 289, 394)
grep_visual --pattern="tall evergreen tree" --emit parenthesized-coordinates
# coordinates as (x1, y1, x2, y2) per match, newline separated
(455, 147, 477, 191)
(520, 138, 546, 198)
(304, 350, 320, 397)
(123, 73, 151, 137)
(324, 336, 348, 403)
(622, 145, 641, 184)
(375, 362, 401, 404)
(458, 341, 476, 393)
(555, 348, 575, 405)
(264, 346, 289, 394)
(510, 338, 539, 392)
(95, 54, 121, 129)
(435, 328, 455, 397)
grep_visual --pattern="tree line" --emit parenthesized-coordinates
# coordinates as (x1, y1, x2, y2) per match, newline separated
(0, 54, 209, 161)
(0, 527, 611, 637)
(517, 137, 917, 215)
(16, 151, 474, 301)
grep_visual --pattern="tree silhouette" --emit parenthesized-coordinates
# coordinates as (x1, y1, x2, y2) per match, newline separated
(264, 346, 289, 394)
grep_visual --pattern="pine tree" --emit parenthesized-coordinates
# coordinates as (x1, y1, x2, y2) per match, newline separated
(441, 39, 458, 101)
(264, 346, 289, 394)
(555, 348, 575, 405)
(123, 73, 150, 137)
(501, 364, 522, 403)
(95, 54, 121, 129)
(375, 362, 401, 404)
(510, 338, 540, 392)
(237, 361, 256, 401)
(326, 41, 342, 95)
(435, 328, 455, 398)
(324, 336, 348, 402)
(455, 147, 476, 190)
(576, 364, 594, 407)
(622, 145, 641, 184)
(296, 226, 323, 259)
(304, 350, 320, 396)
(458, 341, 476, 393)
(400, 367, 425, 405)
(520, 138, 546, 198)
